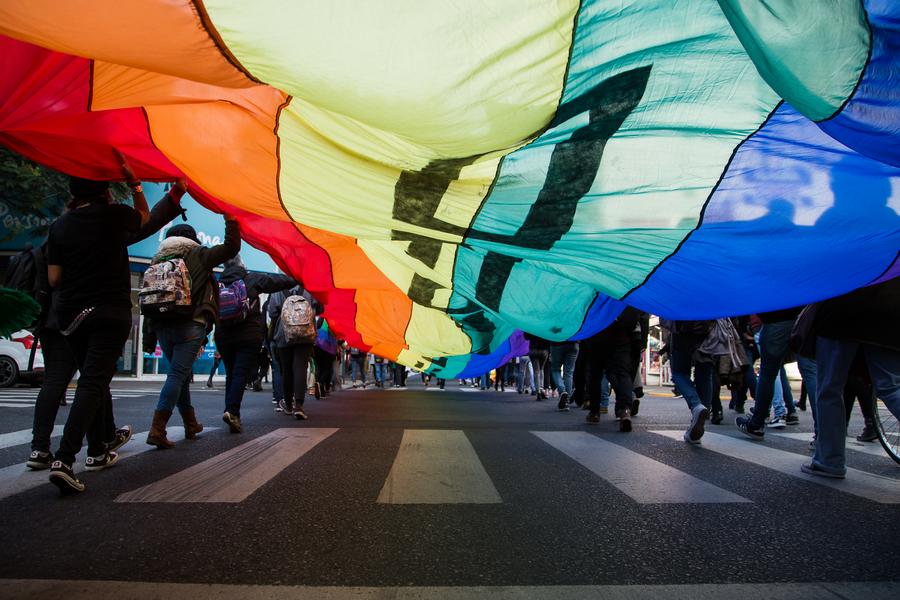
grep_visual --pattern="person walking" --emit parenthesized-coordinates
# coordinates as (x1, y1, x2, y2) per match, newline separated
(549, 340, 579, 410)
(44, 174, 151, 494)
(665, 318, 716, 444)
(524, 334, 551, 400)
(215, 255, 295, 433)
(584, 308, 640, 432)
(141, 215, 240, 448)
(269, 286, 319, 420)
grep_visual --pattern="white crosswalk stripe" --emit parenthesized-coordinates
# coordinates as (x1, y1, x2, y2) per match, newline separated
(534, 431, 750, 504)
(651, 430, 900, 504)
(768, 431, 888, 458)
(0, 426, 64, 450)
(0, 427, 218, 501)
(377, 429, 501, 504)
(0, 389, 150, 407)
(116, 428, 337, 503)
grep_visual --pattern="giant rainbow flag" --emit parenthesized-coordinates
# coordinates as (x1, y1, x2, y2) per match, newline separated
(1, 1, 898, 378)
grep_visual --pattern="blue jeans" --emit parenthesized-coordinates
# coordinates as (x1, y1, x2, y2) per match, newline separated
(373, 363, 385, 385)
(813, 336, 900, 475)
(350, 357, 366, 383)
(670, 332, 713, 412)
(771, 367, 791, 418)
(516, 356, 533, 392)
(268, 340, 283, 401)
(750, 321, 819, 428)
(156, 321, 206, 413)
(600, 375, 610, 408)
(219, 341, 260, 417)
(550, 343, 579, 396)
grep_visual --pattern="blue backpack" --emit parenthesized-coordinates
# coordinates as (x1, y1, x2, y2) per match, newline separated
(218, 279, 250, 322)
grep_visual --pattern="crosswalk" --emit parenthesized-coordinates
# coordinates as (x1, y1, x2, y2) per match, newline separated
(0, 387, 153, 408)
(1, 426, 898, 505)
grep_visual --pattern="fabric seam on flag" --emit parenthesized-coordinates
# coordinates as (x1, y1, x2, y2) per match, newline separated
(872, 250, 900, 282)
(274, 96, 294, 220)
(620, 101, 785, 302)
(817, 0, 873, 124)
(87, 60, 95, 112)
(191, 0, 264, 85)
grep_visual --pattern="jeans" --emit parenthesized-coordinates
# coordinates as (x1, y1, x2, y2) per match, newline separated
(670, 332, 713, 412)
(278, 344, 313, 408)
(813, 336, 900, 475)
(350, 357, 366, 383)
(516, 356, 533, 392)
(30, 328, 77, 452)
(749, 321, 818, 429)
(373, 363, 385, 385)
(600, 375, 610, 408)
(155, 321, 206, 413)
(56, 317, 131, 465)
(529, 350, 549, 393)
(550, 342, 579, 396)
(480, 373, 489, 390)
(218, 341, 260, 417)
(269, 341, 284, 400)
(771, 367, 791, 418)
(206, 355, 221, 387)
(730, 341, 757, 410)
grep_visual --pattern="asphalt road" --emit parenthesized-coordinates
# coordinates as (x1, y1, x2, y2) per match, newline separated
(0, 379, 898, 599)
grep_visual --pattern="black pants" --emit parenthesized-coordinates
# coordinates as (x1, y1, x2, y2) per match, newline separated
(279, 344, 313, 408)
(844, 375, 875, 425)
(314, 348, 335, 393)
(56, 317, 130, 465)
(31, 328, 77, 452)
(571, 343, 589, 405)
(587, 339, 634, 415)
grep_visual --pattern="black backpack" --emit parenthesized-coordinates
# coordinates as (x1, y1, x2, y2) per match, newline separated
(4, 246, 39, 296)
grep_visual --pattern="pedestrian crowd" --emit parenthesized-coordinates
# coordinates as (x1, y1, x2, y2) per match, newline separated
(7, 170, 900, 494)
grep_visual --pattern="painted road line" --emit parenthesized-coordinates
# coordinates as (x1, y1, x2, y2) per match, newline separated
(0, 427, 218, 501)
(116, 428, 337, 503)
(0, 425, 63, 450)
(769, 432, 889, 458)
(377, 429, 502, 504)
(3, 580, 898, 600)
(534, 431, 749, 504)
(652, 430, 900, 504)
(0, 402, 38, 408)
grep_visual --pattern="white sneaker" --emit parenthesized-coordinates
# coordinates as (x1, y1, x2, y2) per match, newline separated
(767, 416, 787, 429)
(684, 405, 709, 444)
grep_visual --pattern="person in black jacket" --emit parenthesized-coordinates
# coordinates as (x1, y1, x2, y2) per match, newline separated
(804, 276, 900, 479)
(44, 172, 151, 494)
(215, 255, 295, 433)
(584, 307, 640, 432)
(27, 182, 188, 471)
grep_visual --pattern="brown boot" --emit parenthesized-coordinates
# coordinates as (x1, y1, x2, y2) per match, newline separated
(146, 410, 175, 449)
(180, 407, 203, 439)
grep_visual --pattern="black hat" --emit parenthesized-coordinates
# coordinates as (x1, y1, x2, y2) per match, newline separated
(165, 224, 200, 244)
(69, 176, 109, 198)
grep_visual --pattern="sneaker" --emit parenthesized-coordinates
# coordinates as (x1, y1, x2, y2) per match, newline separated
(767, 415, 787, 429)
(26, 450, 53, 470)
(277, 399, 291, 414)
(49, 461, 85, 494)
(294, 408, 308, 420)
(684, 405, 709, 444)
(222, 411, 242, 433)
(785, 413, 800, 426)
(106, 425, 132, 453)
(711, 412, 723, 425)
(206, 382, 214, 389)
(735, 415, 764, 441)
(618, 409, 632, 433)
(631, 398, 640, 417)
(557, 393, 569, 412)
(856, 425, 878, 443)
(801, 462, 845, 479)
(84, 451, 119, 472)
(586, 412, 600, 424)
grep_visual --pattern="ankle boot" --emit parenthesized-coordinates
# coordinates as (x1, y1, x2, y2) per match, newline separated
(180, 407, 203, 439)
(857, 417, 878, 442)
(146, 410, 175, 449)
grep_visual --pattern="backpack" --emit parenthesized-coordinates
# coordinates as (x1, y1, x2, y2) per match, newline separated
(218, 279, 250, 322)
(4, 247, 38, 296)
(139, 258, 193, 318)
(281, 295, 316, 344)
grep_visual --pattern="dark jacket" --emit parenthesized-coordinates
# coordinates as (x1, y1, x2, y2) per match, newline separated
(215, 264, 295, 346)
(41, 191, 186, 333)
(267, 286, 320, 348)
(815, 277, 900, 351)
(524, 332, 551, 352)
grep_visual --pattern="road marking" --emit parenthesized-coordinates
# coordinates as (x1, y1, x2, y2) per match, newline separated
(534, 431, 749, 504)
(0, 402, 38, 408)
(0, 425, 64, 450)
(377, 429, 502, 504)
(116, 428, 337, 503)
(651, 430, 900, 504)
(2, 580, 898, 599)
(0, 427, 218, 501)
(769, 432, 889, 458)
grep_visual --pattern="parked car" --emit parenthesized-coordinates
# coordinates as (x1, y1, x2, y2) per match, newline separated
(0, 330, 44, 387)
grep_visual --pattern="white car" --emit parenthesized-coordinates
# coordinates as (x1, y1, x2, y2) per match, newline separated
(0, 330, 45, 387)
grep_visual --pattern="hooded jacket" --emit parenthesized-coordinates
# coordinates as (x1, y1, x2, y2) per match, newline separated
(215, 264, 296, 346)
(267, 286, 321, 348)
(149, 218, 241, 329)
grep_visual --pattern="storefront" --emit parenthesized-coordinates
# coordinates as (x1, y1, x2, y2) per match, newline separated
(1, 182, 283, 380)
